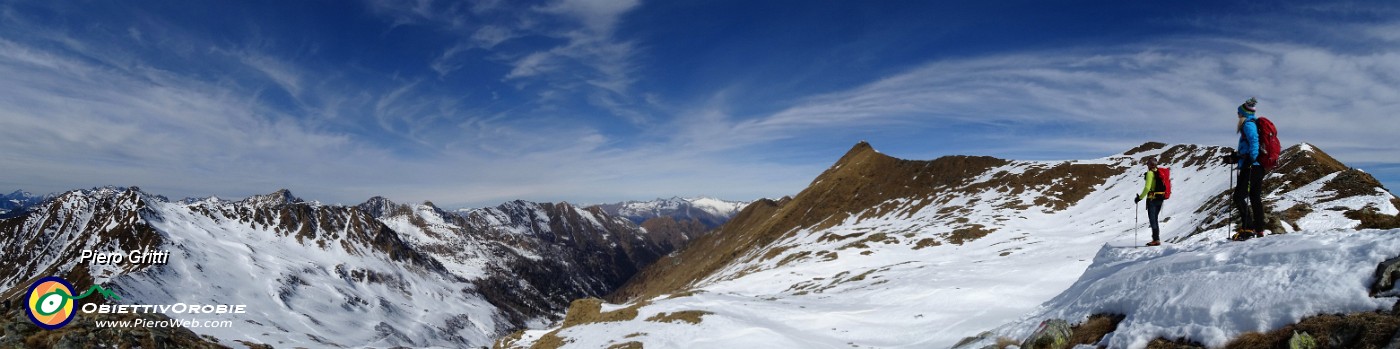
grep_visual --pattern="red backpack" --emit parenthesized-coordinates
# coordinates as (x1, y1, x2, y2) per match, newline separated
(1256, 117, 1281, 171)
(1154, 167, 1172, 200)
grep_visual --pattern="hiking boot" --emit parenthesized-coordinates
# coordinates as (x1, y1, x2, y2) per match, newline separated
(1231, 230, 1255, 241)
(1146, 240, 1161, 246)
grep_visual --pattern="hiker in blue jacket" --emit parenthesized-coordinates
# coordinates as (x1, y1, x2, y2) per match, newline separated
(1135, 157, 1165, 246)
(1232, 97, 1266, 240)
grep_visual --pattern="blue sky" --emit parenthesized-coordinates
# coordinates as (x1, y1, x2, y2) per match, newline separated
(1, 1, 1397, 207)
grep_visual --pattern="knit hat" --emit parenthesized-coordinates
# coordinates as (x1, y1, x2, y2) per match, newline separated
(1241, 97, 1257, 112)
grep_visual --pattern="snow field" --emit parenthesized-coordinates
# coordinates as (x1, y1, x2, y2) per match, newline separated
(993, 229, 1400, 349)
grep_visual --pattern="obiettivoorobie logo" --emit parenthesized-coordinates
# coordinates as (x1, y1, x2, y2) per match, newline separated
(25, 276, 121, 330)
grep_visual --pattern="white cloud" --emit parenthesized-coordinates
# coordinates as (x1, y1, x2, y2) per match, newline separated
(429, 43, 467, 77)
(365, 0, 647, 124)
(0, 36, 387, 199)
(505, 51, 553, 79)
(363, 0, 466, 30)
(471, 25, 518, 48)
(240, 53, 303, 97)
(537, 0, 640, 34)
(127, 27, 143, 43)
(1364, 23, 1400, 42)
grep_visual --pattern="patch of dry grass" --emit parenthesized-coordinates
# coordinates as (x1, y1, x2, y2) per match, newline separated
(1145, 337, 1206, 349)
(645, 310, 714, 325)
(947, 224, 996, 245)
(1346, 201, 1400, 230)
(1069, 314, 1125, 347)
(1224, 311, 1400, 349)
(913, 238, 942, 250)
(606, 341, 644, 349)
(776, 250, 813, 267)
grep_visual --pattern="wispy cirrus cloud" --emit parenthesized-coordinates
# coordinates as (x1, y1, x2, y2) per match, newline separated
(0, 36, 378, 194)
(0, 11, 803, 207)
(366, 0, 649, 124)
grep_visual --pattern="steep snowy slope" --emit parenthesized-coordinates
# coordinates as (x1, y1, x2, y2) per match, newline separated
(115, 192, 497, 347)
(501, 142, 1399, 348)
(0, 188, 680, 347)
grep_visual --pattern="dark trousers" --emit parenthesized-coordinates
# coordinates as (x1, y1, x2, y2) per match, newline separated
(1233, 164, 1266, 231)
(1145, 198, 1163, 241)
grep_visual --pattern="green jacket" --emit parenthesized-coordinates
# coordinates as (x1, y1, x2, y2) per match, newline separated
(1139, 169, 1166, 200)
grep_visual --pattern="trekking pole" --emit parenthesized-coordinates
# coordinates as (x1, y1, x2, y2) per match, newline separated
(1228, 166, 1234, 241)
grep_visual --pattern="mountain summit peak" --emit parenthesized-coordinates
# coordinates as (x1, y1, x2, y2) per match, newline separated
(243, 188, 302, 206)
(838, 140, 877, 160)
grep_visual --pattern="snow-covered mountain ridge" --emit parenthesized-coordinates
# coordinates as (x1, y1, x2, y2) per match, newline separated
(593, 197, 752, 228)
(0, 189, 52, 218)
(0, 187, 685, 347)
(502, 141, 1400, 348)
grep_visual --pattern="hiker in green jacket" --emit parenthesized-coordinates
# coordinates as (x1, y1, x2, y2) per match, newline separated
(1135, 157, 1166, 246)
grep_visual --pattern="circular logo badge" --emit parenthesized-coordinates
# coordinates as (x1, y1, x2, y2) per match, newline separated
(26, 276, 77, 330)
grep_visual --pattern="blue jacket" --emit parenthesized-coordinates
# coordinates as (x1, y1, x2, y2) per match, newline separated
(1237, 106, 1260, 168)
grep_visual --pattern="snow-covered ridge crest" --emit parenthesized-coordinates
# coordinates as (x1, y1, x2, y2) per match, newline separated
(505, 141, 1400, 349)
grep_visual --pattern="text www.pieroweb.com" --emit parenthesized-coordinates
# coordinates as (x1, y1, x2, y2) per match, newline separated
(93, 318, 234, 328)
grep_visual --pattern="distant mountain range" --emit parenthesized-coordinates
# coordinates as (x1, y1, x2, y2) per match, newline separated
(0, 188, 742, 347)
(0, 190, 50, 218)
(592, 196, 752, 228)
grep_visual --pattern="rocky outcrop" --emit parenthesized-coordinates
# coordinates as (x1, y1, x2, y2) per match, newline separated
(1021, 319, 1072, 349)
(1374, 256, 1400, 296)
